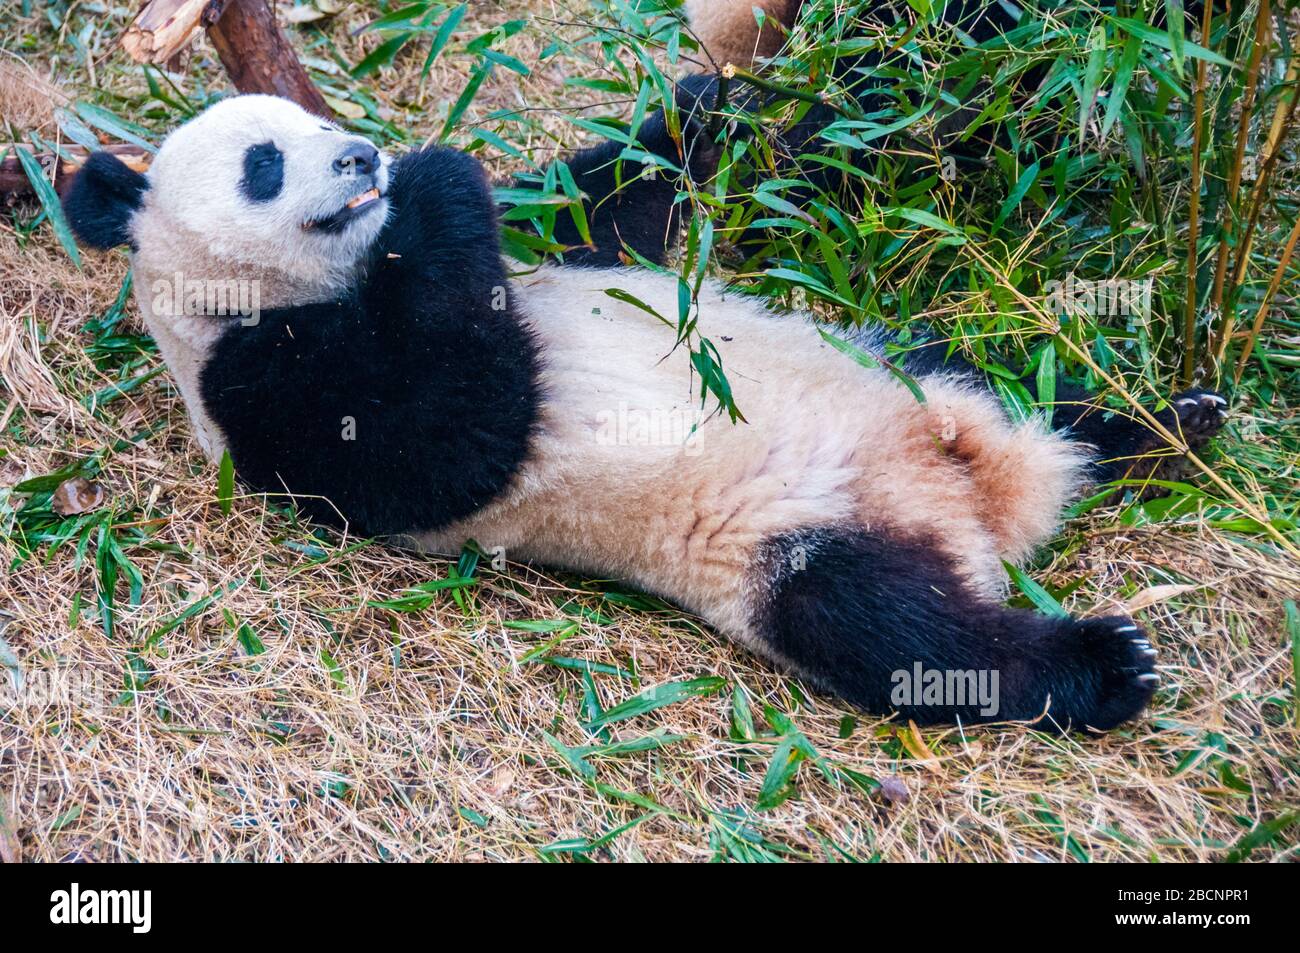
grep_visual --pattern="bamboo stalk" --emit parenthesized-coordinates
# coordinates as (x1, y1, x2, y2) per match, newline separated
(724, 63, 865, 121)
(1207, 0, 1271, 369)
(206, 0, 332, 117)
(1232, 213, 1300, 383)
(1227, 53, 1300, 296)
(706, 65, 732, 138)
(1181, 0, 1215, 385)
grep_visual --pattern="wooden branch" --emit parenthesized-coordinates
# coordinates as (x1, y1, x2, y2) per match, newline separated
(120, 0, 332, 118)
(121, 0, 216, 64)
(208, 0, 332, 116)
(0, 144, 152, 198)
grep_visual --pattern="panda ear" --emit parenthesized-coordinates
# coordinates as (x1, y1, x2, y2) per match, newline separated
(62, 151, 150, 250)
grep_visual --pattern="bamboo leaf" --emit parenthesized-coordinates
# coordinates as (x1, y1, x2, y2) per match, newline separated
(421, 2, 467, 77)
(74, 102, 156, 152)
(1003, 561, 1069, 618)
(582, 676, 726, 730)
(1111, 17, 1234, 68)
(992, 159, 1040, 233)
(439, 59, 493, 142)
(1079, 24, 1107, 141)
(351, 32, 414, 78)
(217, 449, 235, 517)
(1101, 33, 1141, 138)
(15, 146, 81, 268)
(1035, 341, 1056, 422)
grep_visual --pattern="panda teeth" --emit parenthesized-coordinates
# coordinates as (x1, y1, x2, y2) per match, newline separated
(346, 188, 381, 210)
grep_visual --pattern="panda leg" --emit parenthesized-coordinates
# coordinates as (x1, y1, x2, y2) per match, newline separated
(900, 333, 1230, 495)
(750, 525, 1158, 730)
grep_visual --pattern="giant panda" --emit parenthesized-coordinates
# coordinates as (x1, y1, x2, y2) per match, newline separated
(680, 0, 1223, 207)
(61, 92, 1227, 731)
(684, 0, 1218, 73)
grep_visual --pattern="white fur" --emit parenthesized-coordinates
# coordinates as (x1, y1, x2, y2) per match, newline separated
(127, 95, 393, 455)
(406, 265, 1087, 648)
(140, 95, 390, 291)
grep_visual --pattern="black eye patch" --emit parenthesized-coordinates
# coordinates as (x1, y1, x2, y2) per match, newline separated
(240, 142, 284, 203)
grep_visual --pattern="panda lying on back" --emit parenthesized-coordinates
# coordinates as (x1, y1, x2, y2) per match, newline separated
(63, 93, 1226, 731)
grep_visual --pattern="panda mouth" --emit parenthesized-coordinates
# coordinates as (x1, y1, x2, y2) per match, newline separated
(304, 188, 385, 233)
(346, 188, 382, 210)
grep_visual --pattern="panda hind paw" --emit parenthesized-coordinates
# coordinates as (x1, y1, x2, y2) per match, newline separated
(1052, 615, 1160, 733)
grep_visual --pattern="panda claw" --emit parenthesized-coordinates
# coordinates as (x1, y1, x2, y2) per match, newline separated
(1115, 624, 1140, 633)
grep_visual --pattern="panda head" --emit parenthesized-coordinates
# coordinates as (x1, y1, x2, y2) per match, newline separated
(64, 94, 392, 300)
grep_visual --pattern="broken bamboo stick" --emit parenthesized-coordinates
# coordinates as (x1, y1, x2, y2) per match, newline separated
(120, 0, 217, 64)
(121, 0, 332, 117)
(0, 144, 152, 197)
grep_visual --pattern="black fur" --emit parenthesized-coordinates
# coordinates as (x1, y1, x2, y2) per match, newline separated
(240, 142, 285, 203)
(753, 525, 1158, 730)
(200, 146, 541, 537)
(62, 151, 150, 250)
(545, 73, 721, 266)
(1051, 387, 1228, 486)
(894, 331, 984, 379)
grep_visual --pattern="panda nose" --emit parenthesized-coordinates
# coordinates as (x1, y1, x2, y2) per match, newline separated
(333, 142, 380, 177)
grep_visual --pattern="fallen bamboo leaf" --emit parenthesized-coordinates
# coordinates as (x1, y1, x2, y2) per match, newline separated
(901, 721, 942, 774)
(51, 477, 106, 516)
(1124, 583, 1200, 613)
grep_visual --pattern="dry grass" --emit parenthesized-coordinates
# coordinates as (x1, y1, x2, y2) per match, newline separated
(1, 0, 1298, 863)
(0, 56, 66, 136)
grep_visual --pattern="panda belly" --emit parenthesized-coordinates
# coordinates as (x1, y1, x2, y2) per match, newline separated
(408, 265, 1084, 645)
